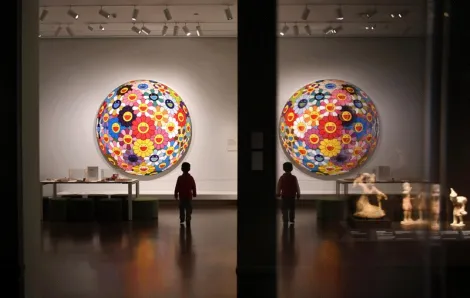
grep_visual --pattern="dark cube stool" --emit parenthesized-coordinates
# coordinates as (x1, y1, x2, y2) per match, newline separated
(66, 197, 95, 222)
(96, 198, 123, 221)
(133, 197, 159, 221)
(47, 198, 67, 222)
(110, 194, 130, 220)
(42, 196, 50, 221)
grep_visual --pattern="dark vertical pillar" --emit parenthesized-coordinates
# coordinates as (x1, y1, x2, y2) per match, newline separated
(237, 0, 277, 297)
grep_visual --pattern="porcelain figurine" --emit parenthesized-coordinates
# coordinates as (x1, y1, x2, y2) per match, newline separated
(450, 188, 467, 227)
(353, 173, 388, 219)
(401, 182, 414, 225)
(430, 184, 440, 230)
(415, 189, 427, 224)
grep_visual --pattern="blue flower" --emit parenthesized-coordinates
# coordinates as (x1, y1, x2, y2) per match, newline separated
(107, 118, 122, 140)
(302, 158, 318, 172)
(138, 83, 149, 90)
(164, 140, 180, 158)
(354, 117, 368, 139)
(325, 83, 337, 89)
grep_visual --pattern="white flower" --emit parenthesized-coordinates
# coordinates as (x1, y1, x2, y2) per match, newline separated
(293, 96, 310, 115)
(163, 117, 180, 138)
(292, 118, 311, 138)
(159, 95, 178, 116)
(318, 99, 342, 116)
(133, 99, 156, 117)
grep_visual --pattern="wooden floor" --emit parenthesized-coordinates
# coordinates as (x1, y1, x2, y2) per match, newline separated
(40, 208, 460, 298)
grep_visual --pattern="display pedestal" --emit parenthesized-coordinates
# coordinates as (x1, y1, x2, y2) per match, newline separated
(347, 216, 392, 229)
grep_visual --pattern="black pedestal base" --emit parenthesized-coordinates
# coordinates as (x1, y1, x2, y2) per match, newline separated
(347, 216, 392, 229)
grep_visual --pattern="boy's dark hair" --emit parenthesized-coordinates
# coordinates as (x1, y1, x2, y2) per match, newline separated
(283, 162, 293, 173)
(181, 162, 191, 172)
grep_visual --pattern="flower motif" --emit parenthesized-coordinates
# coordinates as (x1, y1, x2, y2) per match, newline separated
(143, 89, 160, 103)
(117, 84, 133, 96)
(311, 149, 330, 166)
(97, 102, 107, 118)
(303, 83, 320, 95)
(284, 108, 297, 126)
(180, 101, 190, 116)
(342, 84, 357, 95)
(132, 99, 156, 117)
(118, 106, 136, 127)
(351, 99, 367, 115)
(164, 117, 180, 138)
(153, 106, 170, 127)
(108, 118, 122, 140)
(124, 152, 142, 166)
(353, 118, 368, 139)
(118, 160, 133, 171)
(324, 82, 337, 89)
(319, 162, 343, 175)
(185, 121, 192, 136)
(161, 96, 178, 116)
(164, 140, 179, 158)
(304, 128, 321, 149)
(177, 127, 188, 147)
(301, 158, 317, 171)
(155, 160, 170, 172)
(293, 140, 309, 159)
(338, 106, 356, 128)
(319, 116, 343, 139)
(118, 129, 135, 149)
(292, 118, 311, 138)
(175, 108, 187, 127)
(152, 128, 169, 150)
(133, 139, 155, 157)
(303, 106, 321, 126)
(108, 98, 125, 116)
(340, 129, 356, 147)
(319, 99, 342, 116)
(282, 101, 292, 115)
(144, 150, 167, 167)
(348, 141, 367, 161)
(319, 139, 341, 157)
(102, 133, 110, 144)
(108, 141, 126, 161)
(290, 90, 303, 101)
(122, 89, 143, 106)
(294, 96, 310, 115)
(132, 162, 156, 175)
(137, 83, 149, 90)
(132, 116, 156, 140)
(310, 89, 331, 106)
(330, 89, 351, 106)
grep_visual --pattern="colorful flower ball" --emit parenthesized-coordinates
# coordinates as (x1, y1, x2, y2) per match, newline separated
(96, 80, 192, 176)
(279, 79, 379, 176)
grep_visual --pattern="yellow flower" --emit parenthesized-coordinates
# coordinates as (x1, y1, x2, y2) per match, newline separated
(319, 162, 342, 175)
(303, 106, 320, 125)
(133, 139, 154, 157)
(132, 162, 155, 175)
(153, 106, 169, 126)
(319, 139, 341, 157)
(290, 90, 302, 102)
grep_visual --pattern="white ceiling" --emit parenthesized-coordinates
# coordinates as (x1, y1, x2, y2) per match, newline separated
(38, 0, 427, 38)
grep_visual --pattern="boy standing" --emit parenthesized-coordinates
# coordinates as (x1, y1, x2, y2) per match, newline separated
(174, 162, 197, 225)
(276, 162, 301, 225)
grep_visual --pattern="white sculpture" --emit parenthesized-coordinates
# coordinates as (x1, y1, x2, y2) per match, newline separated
(401, 182, 414, 225)
(430, 184, 440, 230)
(415, 189, 427, 224)
(450, 188, 467, 227)
(353, 173, 388, 219)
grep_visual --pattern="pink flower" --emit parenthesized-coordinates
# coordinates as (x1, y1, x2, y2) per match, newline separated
(118, 159, 133, 171)
(118, 129, 135, 149)
(303, 128, 321, 149)
(330, 89, 351, 106)
(122, 89, 143, 106)
(152, 128, 169, 150)
(108, 141, 125, 161)
(319, 99, 341, 116)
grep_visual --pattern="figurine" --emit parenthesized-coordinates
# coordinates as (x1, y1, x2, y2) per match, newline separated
(450, 188, 467, 227)
(401, 182, 414, 225)
(415, 188, 427, 224)
(430, 184, 440, 230)
(353, 173, 388, 219)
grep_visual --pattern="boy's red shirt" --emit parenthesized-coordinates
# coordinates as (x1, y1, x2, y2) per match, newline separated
(174, 173, 197, 199)
(276, 173, 301, 198)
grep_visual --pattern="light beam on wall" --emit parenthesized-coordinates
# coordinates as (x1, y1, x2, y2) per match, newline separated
(225, 6, 233, 20)
(99, 7, 111, 19)
(162, 24, 168, 36)
(67, 7, 79, 19)
(280, 24, 289, 36)
(39, 9, 48, 21)
(301, 6, 310, 20)
(66, 26, 74, 36)
(183, 24, 191, 36)
(54, 26, 62, 36)
(164, 8, 172, 21)
(132, 7, 139, 21)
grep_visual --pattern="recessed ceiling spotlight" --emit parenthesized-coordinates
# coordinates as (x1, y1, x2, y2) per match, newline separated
(336, 7, 344, 20)
(164, 8, 172, 21)
(88, 25, 94, 31)
(183, 24, 191, 36)
(99, 7, 111, 19)
(67, 7, 79, 19)
(99, 24, 105, 31)
(132, 7, 139, 21)
(301, 6, 310, 21)
(225, 6, 233, 20)
(293, 24, 299, 36)
(280, 24, 289, 36)
(39, 8, 48, 21)
(141, 25, 151, 35)
(173, 24, 179, 36)
(304, 24, 312, 36)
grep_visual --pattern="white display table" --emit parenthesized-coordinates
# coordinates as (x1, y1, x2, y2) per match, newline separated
(40, 180, 140, 220)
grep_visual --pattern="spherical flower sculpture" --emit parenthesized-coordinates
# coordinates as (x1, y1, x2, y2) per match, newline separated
(279, 79, 379, 176)
(96, 80, 192, 176)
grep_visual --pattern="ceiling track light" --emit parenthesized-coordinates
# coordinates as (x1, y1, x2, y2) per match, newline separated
(141, 24, 151, 35)
(365, 24, 376, 30)
(196, 25, 203, 36)
(225, 7, 233, 20)
(280, 24, 289, 36)
(301, 6, 310, 21)
(323, 26, 338, 35)
(99, 7, 111, 19)
(173, 24, 179, 36)
(67, 7, 79, 19)
(39, 9, 48, 21)
(132, 7, 139, 21)
(66, 26, 74, 36)
(293, 24, 299, 36)
(164, 8, 172, 21)
(88, 25, 94, 31)
(304, 24, 312, 36)
(390, 12, 403, 19)
(131, 24, 141, 34)
(99, 24, 105, 31)
(183, 24, 191, 36)
(336, 7, 344, 20)
(162, 24, 168, 36)
(54, 26, 62, 36)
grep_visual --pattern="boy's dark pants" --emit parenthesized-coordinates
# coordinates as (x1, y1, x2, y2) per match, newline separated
(281, 197, 295, 223)
(179, 198, 193, 222)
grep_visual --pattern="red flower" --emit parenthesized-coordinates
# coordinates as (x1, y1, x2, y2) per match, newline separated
(97, 102, 107, 118)
(175, 108, 187, 127)
(284, 108, 296, 126)
(319, 115, 343, 139)
(132, 116, 156, 140)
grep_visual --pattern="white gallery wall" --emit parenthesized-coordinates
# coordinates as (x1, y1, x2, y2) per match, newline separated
(40, 37, 425, 196)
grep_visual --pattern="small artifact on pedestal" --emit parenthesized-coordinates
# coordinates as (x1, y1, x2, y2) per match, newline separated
(414, 188, 428, 224)
(450, 188, 467, 227)
(401, 182, 414, 225)
(348, 173, 390, 229)
(430, 184, 440, 230)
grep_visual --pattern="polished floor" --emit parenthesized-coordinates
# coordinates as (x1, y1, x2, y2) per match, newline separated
(41, 208, 450, 298)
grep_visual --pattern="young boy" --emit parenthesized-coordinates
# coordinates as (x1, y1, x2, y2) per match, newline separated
(174, 162, 197, 225)
(276, 162, 301, 225)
